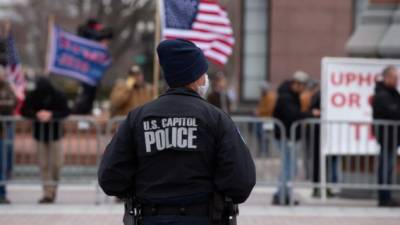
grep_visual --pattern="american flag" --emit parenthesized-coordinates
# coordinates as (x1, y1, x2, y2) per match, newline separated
(6, 31, 26, 101)
(160, 0, 234, 66)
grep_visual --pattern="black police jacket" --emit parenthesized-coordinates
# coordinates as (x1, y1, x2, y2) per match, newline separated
(98, 88, 256, 204)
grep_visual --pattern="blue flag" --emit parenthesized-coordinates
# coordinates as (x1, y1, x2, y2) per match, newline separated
(47, 26, 111, 86)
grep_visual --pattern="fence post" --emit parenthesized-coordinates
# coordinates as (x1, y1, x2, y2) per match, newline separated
(320, 120, 327, 202)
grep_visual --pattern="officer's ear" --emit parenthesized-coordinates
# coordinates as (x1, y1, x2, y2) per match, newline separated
(185, 74, 207, 91)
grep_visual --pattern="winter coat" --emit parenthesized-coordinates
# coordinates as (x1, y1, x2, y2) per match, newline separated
(372, 82, 400, 150)
(256, 91, 277, 117)
(273, 81, 311, 139)
(21, 77, 70, 142)
(98, 88, 256, 204)
(72, 83, 97, 115)
(109, 79, 153, 117)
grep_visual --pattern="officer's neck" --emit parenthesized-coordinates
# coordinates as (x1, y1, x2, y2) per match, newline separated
(184, 83, 199, 93)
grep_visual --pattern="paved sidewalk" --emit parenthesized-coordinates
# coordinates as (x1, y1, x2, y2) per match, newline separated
(1, 185, 400, 225)
(2, 204, 400, 225)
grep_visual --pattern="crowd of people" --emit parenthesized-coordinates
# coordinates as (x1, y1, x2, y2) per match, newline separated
(0, 62, 238, 205)
(252, 66, 400, 207)
(0, 62, 399, 207)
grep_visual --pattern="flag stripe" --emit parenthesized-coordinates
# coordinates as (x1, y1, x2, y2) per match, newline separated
(192, 23, 233, 35)
(211, 41, 233, 55)
(193, 19, 231, 28)
(198, 10, 220, 16)
(198, 3, 220, 12)
(196, 14, 230, 25)
(164, 34, 234, 51)
(204, 49, 228, 65)
(164, 29, 233, 43)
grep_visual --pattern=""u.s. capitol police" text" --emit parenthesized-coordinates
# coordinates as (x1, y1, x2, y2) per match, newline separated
(143, 117, 198, 153)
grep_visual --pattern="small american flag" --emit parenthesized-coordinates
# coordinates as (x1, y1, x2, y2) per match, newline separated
(160, 0, 234, 66)
(6, 31, 26, 101)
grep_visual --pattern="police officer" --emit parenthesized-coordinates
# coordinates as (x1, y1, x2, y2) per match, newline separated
(98, 39, 256, 225)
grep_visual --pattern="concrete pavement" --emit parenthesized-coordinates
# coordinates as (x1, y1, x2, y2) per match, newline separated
(1, 185, 400, 225)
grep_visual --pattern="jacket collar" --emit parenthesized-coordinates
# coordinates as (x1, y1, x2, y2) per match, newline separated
(160, 87, 205, 100)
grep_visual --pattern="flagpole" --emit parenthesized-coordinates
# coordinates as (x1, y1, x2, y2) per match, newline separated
(44, 15, 55, 76)
(152, 0, 161, 98)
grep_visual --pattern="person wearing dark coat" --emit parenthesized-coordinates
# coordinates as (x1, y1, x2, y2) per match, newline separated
(21, 77, 70, 204)
(272, 71, 319, 205)
(306, 90, 321, 196)
(72, 83, 97, 115)
(306, 90, 336, 198)
(98, 39, 256, 225)
(372, 66, 400, 207)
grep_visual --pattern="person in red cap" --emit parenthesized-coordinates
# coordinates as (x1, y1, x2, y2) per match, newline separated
(98, 39, 256, 225)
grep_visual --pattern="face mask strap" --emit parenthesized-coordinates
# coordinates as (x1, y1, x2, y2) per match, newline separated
(197, 75, 209, 97)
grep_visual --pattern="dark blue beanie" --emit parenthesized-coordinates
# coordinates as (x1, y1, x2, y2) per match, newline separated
(157, 39, 208, 88)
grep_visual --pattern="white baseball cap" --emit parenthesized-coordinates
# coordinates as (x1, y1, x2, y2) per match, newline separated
(293, 70, 310, 83)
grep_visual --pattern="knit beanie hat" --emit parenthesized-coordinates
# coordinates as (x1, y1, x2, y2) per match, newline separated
(157, 39, 208, 87)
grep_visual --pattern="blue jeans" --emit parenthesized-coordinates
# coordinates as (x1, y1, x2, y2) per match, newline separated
(328, 156, 338, 183)
(274, 141, 296, 200)
(0, 123, 14, 198)
(378, 147, 396, 203)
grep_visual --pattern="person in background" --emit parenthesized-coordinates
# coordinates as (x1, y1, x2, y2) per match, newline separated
(207, 71, 234, 113)
(307, 88, 337, 198)
(72, 18, 113, 115)
(272, 71, 320, 205)
(0, 66, 16, 204)
(256, 81, 277, 117)
(72, 83, 97, 115)
(307, 89, 321, 196)
(255, 81, 277, 157)
(21, 77, 70, 204)
(372, 65, 400, 207)
(109, 65, 153, 117)
(301, 80, 318, 182)
(300, 79, 319, 113)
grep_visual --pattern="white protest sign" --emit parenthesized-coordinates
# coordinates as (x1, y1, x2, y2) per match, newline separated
(321, 57, 400, 155)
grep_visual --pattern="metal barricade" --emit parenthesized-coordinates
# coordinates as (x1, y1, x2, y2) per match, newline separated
(233, 116, 287, 205)
(232, 116, 286, 185)
(4, 114, 400, 206)
(289, 119, 400, 205)
(0, 116, 101, 203)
